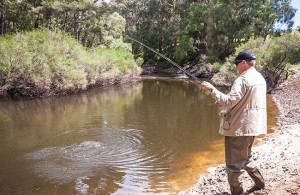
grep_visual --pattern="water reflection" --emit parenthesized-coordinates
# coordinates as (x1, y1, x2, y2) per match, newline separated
(0, 79, 277, 194)
(0, 84, 145, 194)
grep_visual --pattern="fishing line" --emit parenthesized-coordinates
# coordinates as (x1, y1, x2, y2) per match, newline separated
(126, 36, 202, 83)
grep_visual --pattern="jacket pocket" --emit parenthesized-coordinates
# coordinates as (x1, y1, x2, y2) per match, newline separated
(223, 119, 230, 130)
(219, 110, 230, 130)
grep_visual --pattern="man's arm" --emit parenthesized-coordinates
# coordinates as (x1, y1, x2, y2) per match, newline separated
(200, 80, 247, 108)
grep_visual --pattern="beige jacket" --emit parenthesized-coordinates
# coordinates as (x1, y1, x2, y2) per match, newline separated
(211, 67, 267, 136)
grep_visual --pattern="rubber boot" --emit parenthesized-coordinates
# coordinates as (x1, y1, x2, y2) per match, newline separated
(244, 166, 265, 189)
(227, 171, 244, 195)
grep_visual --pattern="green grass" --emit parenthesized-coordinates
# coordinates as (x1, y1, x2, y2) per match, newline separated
(290, 63, 300, 70)
(0, 28, 141, 97)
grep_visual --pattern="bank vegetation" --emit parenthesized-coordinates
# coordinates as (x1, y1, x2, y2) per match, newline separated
(211, 31, 300, 91)
(0, 0, 300, 98)
(0, 29, 141, 98)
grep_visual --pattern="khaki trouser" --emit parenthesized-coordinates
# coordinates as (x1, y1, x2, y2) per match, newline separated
(225, 136, 265, 195)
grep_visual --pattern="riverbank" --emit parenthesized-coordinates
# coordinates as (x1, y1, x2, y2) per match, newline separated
(180, 70, 300, 195)
(0, 29, 141, 99)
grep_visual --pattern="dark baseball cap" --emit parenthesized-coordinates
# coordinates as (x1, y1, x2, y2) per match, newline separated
(231, 49, 256, 63)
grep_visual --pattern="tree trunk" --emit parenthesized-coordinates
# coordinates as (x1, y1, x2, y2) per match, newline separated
(0, 0, 5, 35)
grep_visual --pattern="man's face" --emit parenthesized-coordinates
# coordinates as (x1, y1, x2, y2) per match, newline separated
(235, 60, 248, 74)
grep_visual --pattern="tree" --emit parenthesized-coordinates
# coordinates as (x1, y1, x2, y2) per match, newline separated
(117, 0, 187, 62)
(1, 0, 297, 65)
(0, 0, 128, 48)
(212, 32, 300, 90)
(175, 0, 297, 63)
(175, 2, 209, 63)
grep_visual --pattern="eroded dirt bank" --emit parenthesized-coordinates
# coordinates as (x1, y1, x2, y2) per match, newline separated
(180, 70, 300, 195)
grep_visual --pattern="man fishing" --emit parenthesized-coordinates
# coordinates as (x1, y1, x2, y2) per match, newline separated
(200, 50, 266, 195)
(128, 36, 266, 194)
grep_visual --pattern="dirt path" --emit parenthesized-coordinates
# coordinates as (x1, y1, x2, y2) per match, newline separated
(180, 71, 300, 195)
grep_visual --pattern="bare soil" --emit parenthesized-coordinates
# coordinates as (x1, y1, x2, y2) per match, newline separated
(180, 70, 300, 195)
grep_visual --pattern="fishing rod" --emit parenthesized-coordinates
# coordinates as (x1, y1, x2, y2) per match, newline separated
(126, 36, 202, 83)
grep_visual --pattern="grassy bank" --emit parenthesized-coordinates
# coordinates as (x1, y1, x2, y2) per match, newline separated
(290, 63, 300, 70)
(0, 29, 141, 98)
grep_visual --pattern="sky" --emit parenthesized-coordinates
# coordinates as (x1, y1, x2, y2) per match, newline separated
(292, 0, 300, 28)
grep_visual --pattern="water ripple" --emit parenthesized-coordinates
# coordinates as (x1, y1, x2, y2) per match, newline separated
(24, 127, 172, 187)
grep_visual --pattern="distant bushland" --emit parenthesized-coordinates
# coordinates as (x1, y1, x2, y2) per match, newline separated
(211, 31, 300, 90)
(0, 29, 141, 98)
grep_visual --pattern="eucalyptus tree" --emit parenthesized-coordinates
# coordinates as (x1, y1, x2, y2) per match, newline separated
(32, 0, 115, 47)
(248, 0, 296, 37)
(1, 0, 297, 64)
(175, 0, 296, 63)
(0, 0, 36, 34)
(0, 0, 127, 48)
(0, 0, 5, 34)
(115, 0, 192, 61)
(116, 0, 296, 64)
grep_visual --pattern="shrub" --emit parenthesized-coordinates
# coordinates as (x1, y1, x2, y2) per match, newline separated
(239, 32, 300, 90)
(0, 29, 140, 98)
(211, 62, 237, 86)
(212, 31, 300, 90)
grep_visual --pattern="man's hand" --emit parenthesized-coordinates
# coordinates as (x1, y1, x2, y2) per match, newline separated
(200, 81, 214, 93)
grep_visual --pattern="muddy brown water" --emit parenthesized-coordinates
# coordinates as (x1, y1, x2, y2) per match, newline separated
(0, 78, 278, 194)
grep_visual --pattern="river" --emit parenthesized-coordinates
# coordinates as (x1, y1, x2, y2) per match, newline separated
(0, 78, 278, 194)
